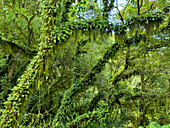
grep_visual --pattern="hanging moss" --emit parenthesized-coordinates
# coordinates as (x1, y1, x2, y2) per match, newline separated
(45, 56, 49, 79)
(96, 28, 99, 40)
(73, 31, 78, 55)
(88, 30, 92, 43)
(130, 23, 136, 36)
(144, 21, 158, 40)
(92, 29, 96, 42)
(119, 32, 126, 48)
(145, 23, 150, 39)
(155, 21, 160, 31)
(149, 22, 155, 36)
(115, 32, 126, 48)
(115, 33, 118, 44)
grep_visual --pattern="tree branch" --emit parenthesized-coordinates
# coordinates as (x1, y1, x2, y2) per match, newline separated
(139, 0, 143, 9)
(0, 37, 37, 58)
(122, 0, 130, 17)
(137, 0, 140, 15)
(116, 0, 124, 22)
(141, 1, 155, 15)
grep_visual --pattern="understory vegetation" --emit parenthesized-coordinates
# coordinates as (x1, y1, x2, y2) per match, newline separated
(0, 0, 169, 128)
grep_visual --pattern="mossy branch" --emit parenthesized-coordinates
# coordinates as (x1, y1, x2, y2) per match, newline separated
(0, 37, 37, 58)
(53, 35, 144, 127)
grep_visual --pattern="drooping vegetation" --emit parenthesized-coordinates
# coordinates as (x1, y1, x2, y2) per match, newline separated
(0, 0, 169, 128)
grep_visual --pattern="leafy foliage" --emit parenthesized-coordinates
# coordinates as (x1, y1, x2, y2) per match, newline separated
(0, 0, 169, 128)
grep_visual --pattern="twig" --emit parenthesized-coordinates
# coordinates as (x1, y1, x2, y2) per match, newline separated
(141, 1, 155, 15)
(139, 0, 143, 9)
(116, 0, 124, 22)
(122, 0, 130, 16)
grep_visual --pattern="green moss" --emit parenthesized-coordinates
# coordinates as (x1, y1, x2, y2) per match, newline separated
(130, 23, 136, 35)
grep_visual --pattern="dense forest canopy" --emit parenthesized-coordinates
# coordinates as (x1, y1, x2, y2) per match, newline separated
(0, 0, 169, 128)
